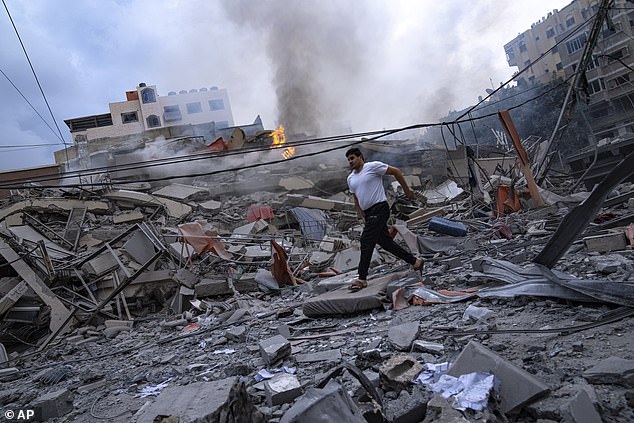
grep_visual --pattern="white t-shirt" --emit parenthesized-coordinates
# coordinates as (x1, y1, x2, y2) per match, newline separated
(347, 161, 389, 210)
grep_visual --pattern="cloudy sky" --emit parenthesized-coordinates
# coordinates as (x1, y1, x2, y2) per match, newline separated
(0, 0, 571, 172)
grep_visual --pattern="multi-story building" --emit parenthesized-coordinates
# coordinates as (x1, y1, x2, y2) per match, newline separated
(504, 4, 576, 85)
(63, 83, 234, 144)
(505, 0, 634, 142)
(54, 83, 265, 177)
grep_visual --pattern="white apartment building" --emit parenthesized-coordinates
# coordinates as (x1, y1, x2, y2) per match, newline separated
(64, 83, 234, 144)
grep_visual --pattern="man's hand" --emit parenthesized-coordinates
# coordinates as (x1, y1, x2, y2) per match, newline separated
(404, 187, 416, 199)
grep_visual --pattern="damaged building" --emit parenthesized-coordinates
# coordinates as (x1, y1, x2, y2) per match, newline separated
(0, 1, 633, 422)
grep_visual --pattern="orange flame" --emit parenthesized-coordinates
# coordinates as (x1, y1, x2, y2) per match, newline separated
(270, 125, 295, 159)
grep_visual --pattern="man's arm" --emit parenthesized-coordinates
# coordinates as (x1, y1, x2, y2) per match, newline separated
(351, 193, 365, 221)
(386, 166, 415, 198)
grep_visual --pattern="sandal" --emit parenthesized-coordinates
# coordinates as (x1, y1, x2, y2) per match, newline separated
(349, 279, 368, 291)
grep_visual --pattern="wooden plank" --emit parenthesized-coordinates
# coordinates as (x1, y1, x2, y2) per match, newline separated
(498, 110, 544, 207)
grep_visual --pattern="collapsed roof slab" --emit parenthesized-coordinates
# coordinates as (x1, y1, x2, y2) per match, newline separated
(0, 199, 109, 223)
(104, 190, 192, 220)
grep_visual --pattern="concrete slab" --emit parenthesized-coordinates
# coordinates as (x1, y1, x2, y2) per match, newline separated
(583, 356, 634, 386)
(134, 378, 261, 423)
(0, 199, 109, 223)
(31, 388, 73, 420)
(265, 373, 303, 406)
(9, 225, 73, 259)
(260, 335, 292, 365)
(104, 190, 192, 219)
(280, 380, 365, 423)
(198, 199, 222, 213)
(388, 321, 420, 351)
(153, 183, 208, 201)
(195, 278, 232, 297)
(583, 232, 628, 253)
(447, 340, 550, 413)
(112, 209, 145, 224)
(279, 176, 314, 191)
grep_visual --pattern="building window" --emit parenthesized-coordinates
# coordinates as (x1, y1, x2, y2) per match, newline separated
(186, 102, 203, 114)
(209, 99, 225, 111)
(582, 8, 589, 19)
(141, 88, 156, 103)
(163, 105, 182, 122)
(524, 60, 531, 68)
(546, 27, 555, 38)
(566, 33, 588, 54)
(505, 46, 515, 61)
(556, 62, 563, 71)
(566, 15, 575, 28)
(121, 111, 138, 124)
(588, 78, 605, 95)
(216, 120, 229, 129)
(519, 41, 527, 53)
(609, 73, 631, 89)
(147, 115, 161, 128)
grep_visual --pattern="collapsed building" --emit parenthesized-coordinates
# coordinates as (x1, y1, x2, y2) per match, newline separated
(0, 107, 633, 423)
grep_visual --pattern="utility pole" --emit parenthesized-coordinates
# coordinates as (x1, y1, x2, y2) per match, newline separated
(534, 0, 613, 184)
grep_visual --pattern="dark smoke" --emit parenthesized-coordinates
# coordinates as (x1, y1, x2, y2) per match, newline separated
(220, 1, 368, 137)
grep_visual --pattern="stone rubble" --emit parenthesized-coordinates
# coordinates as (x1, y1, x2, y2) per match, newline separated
(0, 155, 632, 423)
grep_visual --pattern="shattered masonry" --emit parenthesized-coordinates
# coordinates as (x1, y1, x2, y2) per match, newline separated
(0, 137, 633, 423)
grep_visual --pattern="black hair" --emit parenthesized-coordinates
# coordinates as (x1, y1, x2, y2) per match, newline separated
(345, 147, 364, 160)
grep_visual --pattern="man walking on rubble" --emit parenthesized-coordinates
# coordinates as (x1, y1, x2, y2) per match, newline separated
(345, 147, 423, 291)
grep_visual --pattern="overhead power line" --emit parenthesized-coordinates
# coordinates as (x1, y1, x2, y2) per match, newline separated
(2, 0, 69, 149)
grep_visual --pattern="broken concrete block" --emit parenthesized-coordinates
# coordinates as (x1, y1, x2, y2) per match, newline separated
(224, 326, 247, 342)
(388, 322, 420, 351)
(195, 278, 232, 297)
(583, 356, 634, 386)
(583, 232, 627, 253)
(564, 389, 602, 423)
(175, 268, 199, 288)
(31, 388, 74, 420)
(112, 209, 145, 224)
(295, 349, 342, 364)
(264, 373, 303, 406)
(462, 304, 496, 322)
(422, 394, 469, 422)
(234, 272, 259, 293)
(134, 379, 263, 423)
(103, 326, 130, 338)
(383, 384, 431, 423)
(198, 199, 222, 213)
(447, 340, 550, 413)
(379, 354, 423, 393)
(259, 335, 291, 365)
(280, 380, 365, 423)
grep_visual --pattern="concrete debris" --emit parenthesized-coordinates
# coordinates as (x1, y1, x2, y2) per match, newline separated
(0, 145, 632, 422)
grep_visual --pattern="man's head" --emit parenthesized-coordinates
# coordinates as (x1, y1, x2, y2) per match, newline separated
(345, 148, 364, 171)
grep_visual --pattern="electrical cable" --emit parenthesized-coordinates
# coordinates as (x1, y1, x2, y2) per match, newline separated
(457, 12, 596, 121)
(0, 67, 66, 144)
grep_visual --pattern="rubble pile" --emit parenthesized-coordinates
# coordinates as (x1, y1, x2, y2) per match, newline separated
(0, 156, 633, 422)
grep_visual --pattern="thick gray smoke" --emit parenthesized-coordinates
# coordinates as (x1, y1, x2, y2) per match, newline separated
(221, 1, 368, 138)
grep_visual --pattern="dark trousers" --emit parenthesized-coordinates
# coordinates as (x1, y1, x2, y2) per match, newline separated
(358, 201, 416, 280)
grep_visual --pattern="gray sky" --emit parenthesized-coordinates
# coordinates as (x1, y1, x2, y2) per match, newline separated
(0, 0, 571, 172)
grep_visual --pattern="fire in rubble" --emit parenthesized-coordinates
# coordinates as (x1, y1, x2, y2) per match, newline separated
(269, 125, 295, 159)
